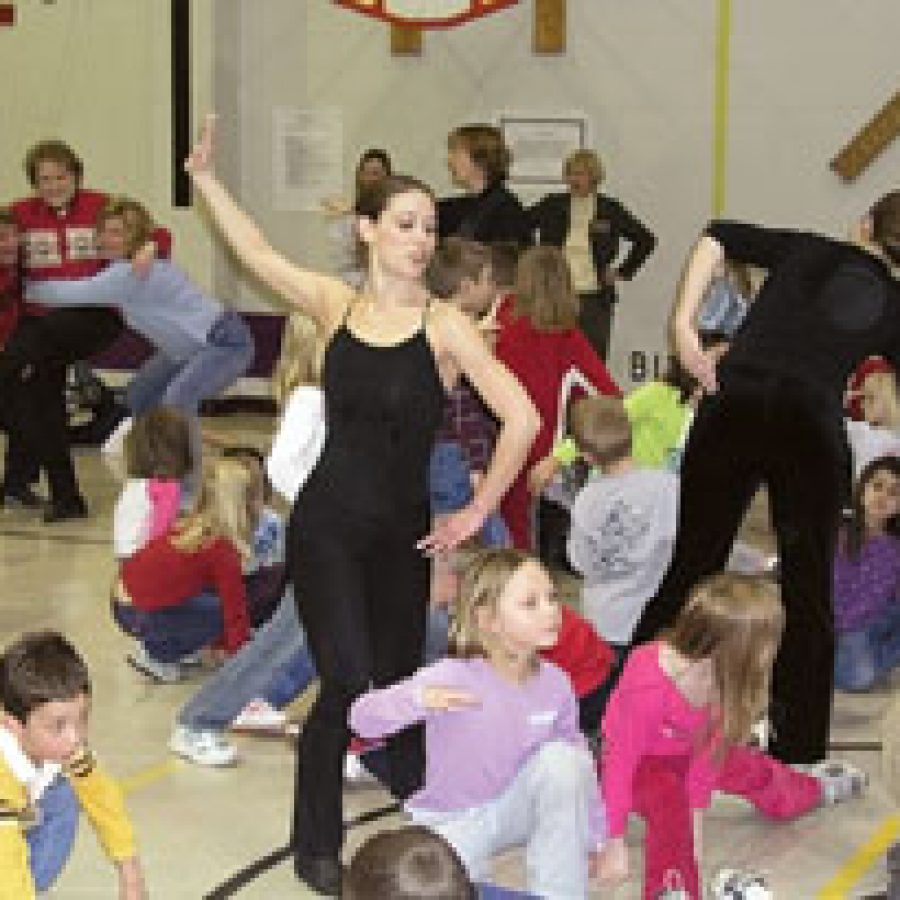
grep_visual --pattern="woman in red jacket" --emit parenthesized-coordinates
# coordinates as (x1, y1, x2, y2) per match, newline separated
(495, 245, 620, 550)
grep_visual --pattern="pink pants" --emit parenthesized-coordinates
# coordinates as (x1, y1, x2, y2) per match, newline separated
(632, 745, 822, 899)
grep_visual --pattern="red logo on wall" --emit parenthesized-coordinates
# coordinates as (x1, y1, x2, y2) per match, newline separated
(334, 0, 519, 29)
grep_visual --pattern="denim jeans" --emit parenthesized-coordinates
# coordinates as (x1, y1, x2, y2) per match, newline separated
(113, 593, 224, 664)
(126, 311, 254, 495)
(26, 777, 79, 892)
(177, 589, 317, 731)
(834, 605, 900, 691)
(409, 741, 597, 900)
(429, 441, 510, 547)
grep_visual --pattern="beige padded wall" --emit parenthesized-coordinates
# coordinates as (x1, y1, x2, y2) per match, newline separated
(0, 0, 215, 289)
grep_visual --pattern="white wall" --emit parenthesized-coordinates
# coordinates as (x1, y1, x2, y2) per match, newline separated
(3, 1, 896, 386)
(214, 0, 898, 385)
(0, 0, 215, 287)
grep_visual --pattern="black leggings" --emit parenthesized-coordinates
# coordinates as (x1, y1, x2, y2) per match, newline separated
(632, 366, 850, 764)
(287, 494, 428, 859)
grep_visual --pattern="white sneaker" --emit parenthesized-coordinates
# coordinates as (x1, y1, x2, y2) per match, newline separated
(710, 868, 772, 899)
(231, 699, 287, 734)
(344, 752, 378, 785)
(126, 647, 183, 684)
(169, 726, 238, 767)
(805, 759, 869, 804)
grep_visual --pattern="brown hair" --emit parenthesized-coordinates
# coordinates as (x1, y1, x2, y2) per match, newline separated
(354, 148, 393, 206)
(448, 125, 512, 184)
(0, 631, 90, 724)
(0, 207, 16, 228)
(124, 408, 193, 480)
(449, 548, 533, 659)
(568, 394, 632, 467)
(344, 826, 476, 900)
(96, 196, 155, 259)
(869, 190, 900, 266)
(669, 573, 784, 753)
(488, 242, 521, 290)
(427, 238, 491, 300)
(24, 139, 84, 188)
(355, 174, 435, 223)
(563, 149, 604, 187)
(843, 455, 900, 561)
(513, 245, 579, 331)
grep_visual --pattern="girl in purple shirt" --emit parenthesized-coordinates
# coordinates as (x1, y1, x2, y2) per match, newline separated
(833, 455, 900, 691)
(350, 549, 603, 899)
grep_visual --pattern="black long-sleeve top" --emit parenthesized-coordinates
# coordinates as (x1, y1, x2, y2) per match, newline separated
(437, 182, 532, 247)
(708, 221, 900, 405)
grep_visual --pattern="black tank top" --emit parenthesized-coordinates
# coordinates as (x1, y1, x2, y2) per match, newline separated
(306, 307, 446, 520)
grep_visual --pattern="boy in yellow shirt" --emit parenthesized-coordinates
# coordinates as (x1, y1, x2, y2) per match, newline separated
(0, 631, 144, 898)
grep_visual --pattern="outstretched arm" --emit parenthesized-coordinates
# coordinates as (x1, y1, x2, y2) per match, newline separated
(186, 114, 350, 330)
(420, 305, 539, 552)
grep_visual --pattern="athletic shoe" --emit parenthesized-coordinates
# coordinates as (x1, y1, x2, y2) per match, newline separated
(169, 726, 238, 767)
(43, 495, 88, 524)
(126, 647, 184, 684)
(709, 868, 772, 899)
(805, 759, 869, 804)
(344, 751, 379, 785)
(231, 699, 287, 734)
(0, 484, 46, 509)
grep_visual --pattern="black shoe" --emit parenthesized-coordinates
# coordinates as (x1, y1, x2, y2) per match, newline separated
(68, 400, 129, 448)
(43, 496, 88, 523)
(1, 484, 45, 509)
(293, 852, 343, 896)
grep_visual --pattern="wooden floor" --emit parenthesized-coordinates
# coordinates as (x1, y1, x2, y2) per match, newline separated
(0, 419, 896, 899)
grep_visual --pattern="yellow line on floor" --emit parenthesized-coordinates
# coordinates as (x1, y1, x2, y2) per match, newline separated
(816, 813, 900, 898)
(120, 759, 180, 796)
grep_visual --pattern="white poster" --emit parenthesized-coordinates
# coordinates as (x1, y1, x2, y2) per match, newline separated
(499, 116, 588, 184)
(273, 108, 344, 212)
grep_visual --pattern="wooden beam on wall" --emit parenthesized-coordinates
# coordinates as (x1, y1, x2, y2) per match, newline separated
(831, 90, 900, 182)
(390, 23, 422, 55)
(534, 0, 565, 54)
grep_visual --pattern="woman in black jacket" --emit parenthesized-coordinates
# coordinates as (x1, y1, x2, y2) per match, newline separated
(527, 149, 656, 360)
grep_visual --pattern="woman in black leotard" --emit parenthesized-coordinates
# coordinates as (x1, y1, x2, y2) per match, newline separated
(186, 115, 539, 896)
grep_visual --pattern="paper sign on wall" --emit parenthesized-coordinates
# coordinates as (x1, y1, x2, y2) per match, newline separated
(273, 108, 344, 212)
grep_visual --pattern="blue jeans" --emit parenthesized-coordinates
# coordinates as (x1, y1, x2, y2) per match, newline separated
(27, 778, 79, 892)
(178, 589, 316, 731)
(429, 442, 510, 548)
(113, 593, 224, 664)
(834, 606, 900, 691)
(126, 311, 254, 495)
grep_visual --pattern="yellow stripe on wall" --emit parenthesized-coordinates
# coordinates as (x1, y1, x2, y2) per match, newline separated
(712, 0, 731, 216)
(817, 814, 900, 899)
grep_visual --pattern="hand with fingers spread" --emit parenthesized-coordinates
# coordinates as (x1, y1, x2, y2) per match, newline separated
(593, 836, 629, 884)
(417, 502, 486, 556)
(185, 112, 218, 176)
(420, 685, 480, 712)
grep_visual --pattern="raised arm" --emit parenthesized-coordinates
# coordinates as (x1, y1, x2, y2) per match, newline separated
(186, 114, 350, 330)
(420, 304, 539, 552)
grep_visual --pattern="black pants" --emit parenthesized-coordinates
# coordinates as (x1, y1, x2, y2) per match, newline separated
(288, 494, 428, 859)
(631, 366, 849, 764)
(578, 288, 615, 362)
(0, 308, 121, 503)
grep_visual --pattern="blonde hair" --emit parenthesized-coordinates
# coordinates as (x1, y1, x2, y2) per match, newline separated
(669, 572, 784, 753)
(861, 370, 900, 429)
(170, 457, 254, 561)
(96, 196, 154, 259)
(513, 246, 579, 332)
(569, 394, 632, 467)
(563, 149, 603, 186)
(271, 314, 321, 409)
(448, 548, 533, 659)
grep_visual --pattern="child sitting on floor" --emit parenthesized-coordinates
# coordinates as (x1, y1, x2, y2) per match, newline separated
(114, 408, 193, 560)
(350, 549, 605, 898)
(113, 456, 255, 682)
(833, 455, 900, 691)
(0, 631, 145, 898)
